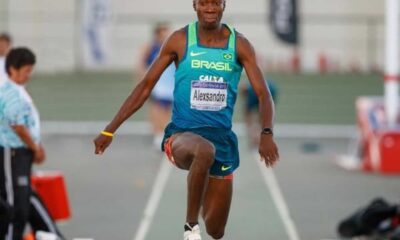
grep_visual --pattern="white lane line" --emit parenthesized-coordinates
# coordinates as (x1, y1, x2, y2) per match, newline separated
(41, 121, 357, 139)
(253, 152, 301, 240)
(132, 157, 172, 240)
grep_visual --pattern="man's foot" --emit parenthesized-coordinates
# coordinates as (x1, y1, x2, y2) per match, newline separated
(184, 223, 201, 240)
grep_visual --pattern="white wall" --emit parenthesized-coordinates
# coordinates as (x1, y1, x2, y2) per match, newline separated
(0, 0, 385, 72)
(301, 1, 384, 72)
(0, 1, 8, 31)
(3, 0, 76, 72)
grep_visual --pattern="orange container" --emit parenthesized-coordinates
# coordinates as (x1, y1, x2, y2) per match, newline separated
(31, 171, 71, 221)
(375, 132, 400, 173)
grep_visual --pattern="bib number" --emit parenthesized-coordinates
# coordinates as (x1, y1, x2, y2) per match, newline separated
(190, 81, 227, 111)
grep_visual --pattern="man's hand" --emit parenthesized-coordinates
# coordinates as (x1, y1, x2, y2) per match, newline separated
(94, 134, 113, 155)
(259, 134, 279, 167)
(33, 144, 46, 164)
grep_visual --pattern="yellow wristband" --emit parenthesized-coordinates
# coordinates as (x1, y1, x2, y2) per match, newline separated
(101, 131, 114, 137)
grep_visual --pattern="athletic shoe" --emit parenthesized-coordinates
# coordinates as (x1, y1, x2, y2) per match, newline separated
(184, 223, 201, 240)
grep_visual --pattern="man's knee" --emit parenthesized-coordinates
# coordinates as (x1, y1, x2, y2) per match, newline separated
(172, 133, 216, 171)
(205, 217, 226, 239)
(206, 226, 225, 239)
(193, 140, 215, 165)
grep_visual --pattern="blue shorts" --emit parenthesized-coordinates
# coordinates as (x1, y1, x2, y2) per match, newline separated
(162, 122, 240, 177)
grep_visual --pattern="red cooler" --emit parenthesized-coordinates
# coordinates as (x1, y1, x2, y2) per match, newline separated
(356, 97, 400, 174)
(31, 171, 71, 220)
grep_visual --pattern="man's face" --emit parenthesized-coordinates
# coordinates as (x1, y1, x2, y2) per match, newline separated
(9, 65, 34, 85)
(193, 0, 225, 29)
(0, 39, 11, 57)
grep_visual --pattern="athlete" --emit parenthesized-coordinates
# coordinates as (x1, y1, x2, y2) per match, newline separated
(94, 0, 279, 239)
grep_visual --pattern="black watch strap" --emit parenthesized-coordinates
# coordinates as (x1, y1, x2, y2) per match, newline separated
(261, 127, 273, 135)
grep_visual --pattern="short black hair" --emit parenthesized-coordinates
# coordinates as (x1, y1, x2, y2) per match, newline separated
(5, 47, 36, 75)
(0, 32, 11, 43)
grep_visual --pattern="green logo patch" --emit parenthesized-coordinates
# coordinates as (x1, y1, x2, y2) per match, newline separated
(223, 53, 233, 60)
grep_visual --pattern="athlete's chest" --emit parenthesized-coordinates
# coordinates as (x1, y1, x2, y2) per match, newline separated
(183, 46, 238, 75)
(181, 48, 240, 111)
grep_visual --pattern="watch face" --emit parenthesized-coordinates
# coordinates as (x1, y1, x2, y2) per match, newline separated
(262, 128, 273, 135)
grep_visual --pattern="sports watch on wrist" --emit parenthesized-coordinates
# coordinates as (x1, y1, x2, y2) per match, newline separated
(261, 127, 273, 136)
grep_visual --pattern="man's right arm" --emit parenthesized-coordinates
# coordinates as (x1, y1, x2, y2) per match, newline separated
(10, 125, 37, 151)
(94, 30, 184, 154)
(10, 125, 45, 163)
(4, 92, 44, 163)
(103, 32, 179, 134)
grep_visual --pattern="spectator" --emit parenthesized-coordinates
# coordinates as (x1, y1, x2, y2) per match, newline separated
(136, 22, 175, 149)
(0, 47, 64, 240)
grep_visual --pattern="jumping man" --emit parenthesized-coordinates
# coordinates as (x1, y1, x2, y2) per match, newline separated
(94, 0, 279, 239)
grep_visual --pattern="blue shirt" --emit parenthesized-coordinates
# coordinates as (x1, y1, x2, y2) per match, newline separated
(0, 79, 40, 148)
(146, 42, 175, 101)
(146, 42, 161, 67)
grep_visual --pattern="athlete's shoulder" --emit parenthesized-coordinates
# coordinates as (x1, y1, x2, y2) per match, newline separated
(163, 26, 188, 59)
(235, 31, 252, 49)
(235, 31, 256, 64)
(167, 27, 187, 44)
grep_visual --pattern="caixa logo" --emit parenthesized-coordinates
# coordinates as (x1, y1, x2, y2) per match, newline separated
(199, 75, 224, 82)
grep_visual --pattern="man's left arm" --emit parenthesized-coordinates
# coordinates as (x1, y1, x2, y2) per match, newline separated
(236, 33, 279, 167)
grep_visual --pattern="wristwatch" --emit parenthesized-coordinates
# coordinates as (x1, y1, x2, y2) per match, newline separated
(261, 127, 273, 136)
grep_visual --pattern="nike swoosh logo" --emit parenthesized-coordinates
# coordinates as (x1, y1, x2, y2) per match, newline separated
(190, 51, 207, 57)
(221, 165, 232, 171)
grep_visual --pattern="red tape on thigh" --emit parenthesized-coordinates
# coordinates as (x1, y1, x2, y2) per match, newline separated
(164, 135, 177, 166)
